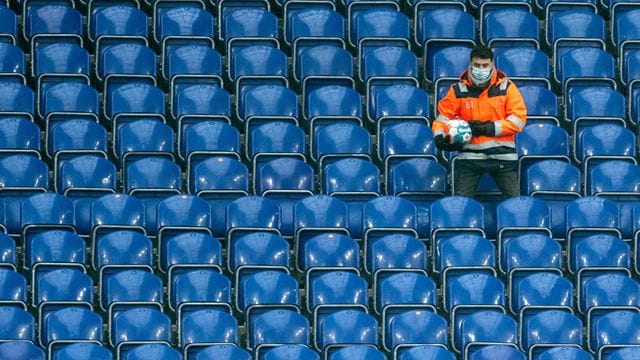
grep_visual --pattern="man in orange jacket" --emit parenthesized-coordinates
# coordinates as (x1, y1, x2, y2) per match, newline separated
(432, 45, 527, 198)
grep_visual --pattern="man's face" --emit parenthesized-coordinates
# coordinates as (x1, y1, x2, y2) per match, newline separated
(470, 57, 493, 70)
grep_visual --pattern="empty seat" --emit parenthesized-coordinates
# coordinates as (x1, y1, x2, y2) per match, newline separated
(458, 311, 518, 357)
(230, 45, 287, 92)
(538, 347, 595, 360)
(222, 8, 278, 60)
(26, 5, 83, 55)
(248, 121, 306, 176)
(438, 234, 495, 285)
(110, 308, 171, 351)
(0, 306, 35, 343)
(34, 268, 93, 319)
(229, 232, 289, 274)
(48, 119, 108, 162)
(0, 341, 45, 360)
(238, 84, 299, 134)
(180, 309, 238, 357)
(249, 309, 310, 354)
(264, 344, 319, 360)
(494, 48, 551, 89)
(386, 310, 448, 353)
(0, 117, 40, 159)
(287, 8, 344, 59)
(371, 85, 430, 130)
(94, 230, 152, 274)
(124, 343, 181, 360)
(354, 9, 410, 63)
(165, 45, 223, 99)
(307, 270, 368, 318)
(330, 345, 387, 360)
(42, 82, 99, 139)
(194, 344, 252, 360)
(107, 83, 165, 131)
(557, 48, 616, 98)
(90, 193, 146, 245)
(42, 307, 103, 349)
(0, 233, 16, 270)
(313, 123, 371, 171)
(468, 345, 526, 360)
(321, 158, 381, 239)
(116, 120, 175, 166)
(52, 342, 113, 360)
(236, 270, 299, 315)
(305, 85, 362, 127)
(156, 7, 214, 57)
(226, 195, 280, 243)
(0, 7, 17, 45)
(516, 124, 569, 191)
(591, 310, 640, 356)
(522, 310, 583, 358)
(315, 309, 379, 352)
(375, 271, 437, 318)
(0, 43, 25, 83)
(99, 43, 157, 100)
(296, 45, 354, 91)
(397, 345, 456, 360)
(90, 4, 148, 44)
(572, 234, 630, 275)
(415, 7, 475, 55)
(102, 270, 163, 321)
(170, 269, 230, 314)
(0, 82, 35, 121)
(482, 9, 539, 49)
(0, 268, 27, 308)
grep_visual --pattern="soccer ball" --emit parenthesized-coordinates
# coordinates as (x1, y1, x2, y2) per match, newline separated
(447, 119, 472, 145)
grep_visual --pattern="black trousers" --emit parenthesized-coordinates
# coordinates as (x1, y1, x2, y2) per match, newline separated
(453, 159, 520, 199)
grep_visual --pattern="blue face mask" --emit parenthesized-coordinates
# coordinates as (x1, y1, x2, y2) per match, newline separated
(470, 66, 492, 83)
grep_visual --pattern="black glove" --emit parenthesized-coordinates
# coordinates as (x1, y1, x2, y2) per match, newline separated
(469, 120, 496, 137)
(434, 134, 465, 152)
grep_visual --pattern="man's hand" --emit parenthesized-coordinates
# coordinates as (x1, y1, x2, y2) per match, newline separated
(434, 134, 465, 151)
(469, 120, 496, 137)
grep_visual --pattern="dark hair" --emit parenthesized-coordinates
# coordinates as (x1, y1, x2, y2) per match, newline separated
(470, 45, 494, 61)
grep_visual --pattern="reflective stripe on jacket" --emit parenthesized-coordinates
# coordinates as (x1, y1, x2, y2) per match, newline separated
(433, 69, 527, 160)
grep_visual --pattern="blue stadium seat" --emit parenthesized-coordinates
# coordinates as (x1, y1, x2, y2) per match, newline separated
(174, 85, 231, 151)
(397, 345, 455, 360)
(330, 345, 387, 360)
(591, 310, 640, 357)
(34, 268, 93, 320)
(124, 343, 181, 360)
(428, 46, 472, 102)
(615, 10, 640, 85)
(581, 275, 640, 337)
(0, 117, 40, 159)
(315, 309, 379, 352)
(572, 234, 630, 277)
(102, 269, 163, 317)
(236, 270, 299, 315)
(264, 344, 319, 360)
(415, 7, 475, 56)
(34, 43, 90, 118)
(238, 84, 299, 135)
(116, 120, 175, 169)
(222, 8, 279, 61)
(566, 197, 621, 268)
(156, 7, 214, 61)
(378, 121, 436, 178)
(170, 269, 230, 314)
(345, 0, 400, 48)
(90, 193, 146, 248)
(42, 82, 99, 143)
(56, 156, 116, 235)
(26, 5, 83, 56)
(0, 82, 35, 121)
(42, 307, 103, 349)
(156, 194, 211, 268)
(0, 232, 16, 270)
(354, 9, 410, 65)
(362, 195, 418, 261)
(458, 311, 518, 357)
(0, 43, 25, 83)
(164, 45, 223, 100)
(516, 124, 569, 191)
(0, 268, 27, 309)
(107, 83, 165, 133)
(557, 48, 616, 98)
(371, 85, 430, 133)
(110, 308, 171, 353)
(248, 121, 305, 171)
(307, 270, 368, 320)
(548, 10, 606, 78)
(48, 119, 107, 162)
(99, 43, 157, 98)
(53, 342, 113, 360)
(0, 341, 45, 360)
(180, 309, 238, 358)
(0, 7, 17, 45)
(385, 310, 448, 353)
(230, 45, 288, 97)
(25, 230, 85, 282)
(368, 233, 426, 277)
(287, 8, 344, 58)
(538, 347, 595, 360)
(313, 123, 371, 172)
(305, 85, 362, 128)
(0, 155, 48, 235)
(578, 125, 636, 172)
(375, 271, 437, 319)
(194, 344, 251, 360)
(482, 9, 539, 49)
(524, 160, 582, 239)
(468, 345, 526, 360)
(94, 230, 152, 274)
(503, 233, 562, 284)
(0, 306, 35, 342)
(296, 45, 354, 97)
(124, 157, 182, 234)
(438, 234, 495, 286)
(587, 161, 640, 240)
(90, 4, 147, 44)
(430, 196, 485, 273)
(496, 196, 553, 270)
(321, 158, 381, 239)
(445, 273, 506, 346)
(229, 232, 289, 275)
(522, 310, 583, 358)
(189, 157, 248, 237)
(249, 309, 310, 356)
(182, 121, 239, 173)
(606, 347, 640, 360)
(512, 273, 574, 327)
(226, 195, 280, 243)
(494, 48, 551, 89)
(20, 193, 75, 243)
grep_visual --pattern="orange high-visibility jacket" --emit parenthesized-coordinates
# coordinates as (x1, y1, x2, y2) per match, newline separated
(433, 69, 527, 160)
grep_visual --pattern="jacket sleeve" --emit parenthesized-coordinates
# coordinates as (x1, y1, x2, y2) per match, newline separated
(433, 85, 461, 136)
(495, 81, 527, 136)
